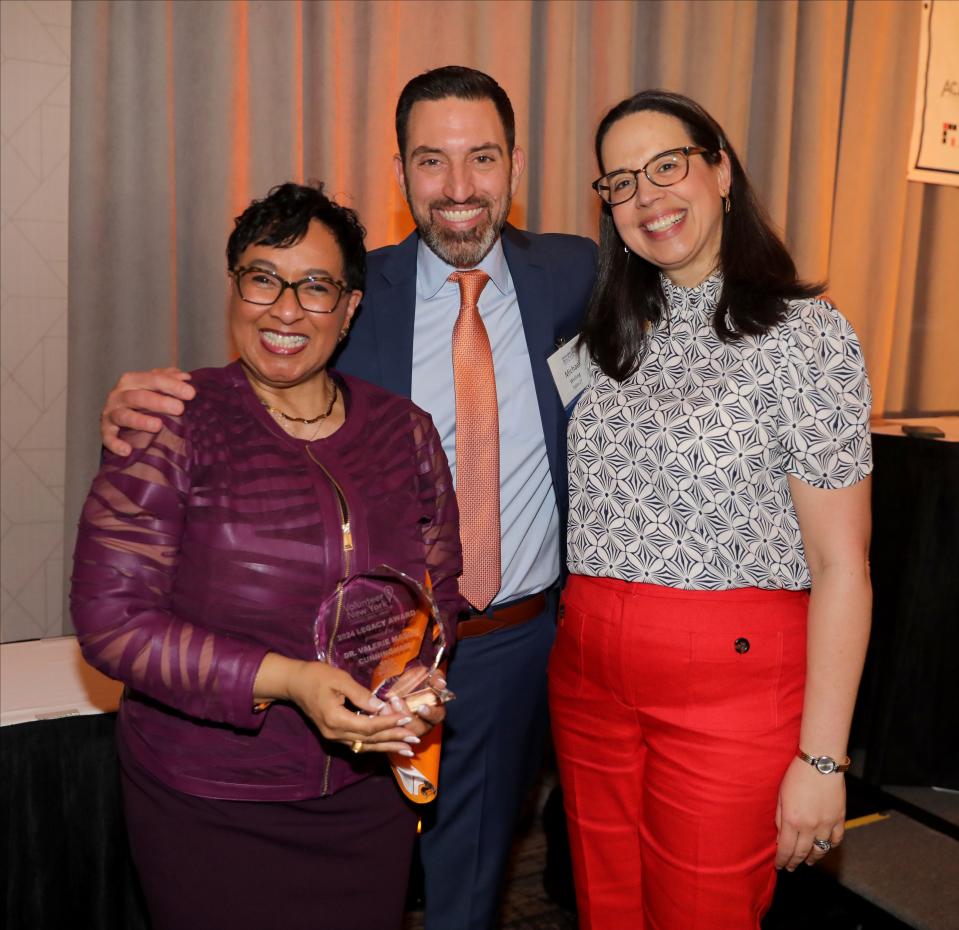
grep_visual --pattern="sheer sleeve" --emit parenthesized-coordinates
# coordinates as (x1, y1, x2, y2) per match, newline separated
(409, 408, 466, 643)
(70, 417, 270, 730)
(773, 298, 873, 489)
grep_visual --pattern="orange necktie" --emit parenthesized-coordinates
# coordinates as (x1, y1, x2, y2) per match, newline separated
(450, 270, 501, 611)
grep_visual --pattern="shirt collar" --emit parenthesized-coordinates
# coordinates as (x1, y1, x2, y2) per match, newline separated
(660, 270, 724, 318)
(416, 235, 512, 301)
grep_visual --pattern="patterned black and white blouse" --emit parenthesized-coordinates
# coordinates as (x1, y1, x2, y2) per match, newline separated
(567, 273, 873, 591)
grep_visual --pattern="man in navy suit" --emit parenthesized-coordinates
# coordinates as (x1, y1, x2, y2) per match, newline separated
(100, 66, 595, 930)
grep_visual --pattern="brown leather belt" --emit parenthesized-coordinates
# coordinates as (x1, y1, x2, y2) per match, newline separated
(457, 592, 548, 640)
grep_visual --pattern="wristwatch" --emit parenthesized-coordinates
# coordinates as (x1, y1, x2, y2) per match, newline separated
(797, 749, 851, 774)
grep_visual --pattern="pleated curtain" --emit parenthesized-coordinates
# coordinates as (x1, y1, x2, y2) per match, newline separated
(63, 0, 959, 630)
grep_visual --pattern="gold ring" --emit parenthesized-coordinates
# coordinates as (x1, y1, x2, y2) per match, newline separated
(350, 740, 363, 754)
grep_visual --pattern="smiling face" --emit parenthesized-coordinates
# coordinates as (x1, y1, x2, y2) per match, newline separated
(393, 97, 525, 269)
(601, 110, 730, 287)
(229, 219, 360, 399)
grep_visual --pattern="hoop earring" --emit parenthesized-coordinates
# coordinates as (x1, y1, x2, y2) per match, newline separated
(722, 193, 732, 215)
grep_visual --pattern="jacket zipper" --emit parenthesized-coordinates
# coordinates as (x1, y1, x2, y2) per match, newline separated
(306, 446, 353, 796)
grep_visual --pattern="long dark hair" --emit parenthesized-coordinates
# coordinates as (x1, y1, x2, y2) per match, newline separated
(583, 89, 823, 381)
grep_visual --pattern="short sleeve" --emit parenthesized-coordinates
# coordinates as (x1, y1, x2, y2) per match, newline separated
(773, 298, 873, 489)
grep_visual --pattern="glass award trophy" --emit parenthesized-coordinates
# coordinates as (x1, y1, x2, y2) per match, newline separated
(314, 565, 453, 715)
(313, 566, 453, 803)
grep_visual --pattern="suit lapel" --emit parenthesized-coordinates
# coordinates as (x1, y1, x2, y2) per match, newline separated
(365, 226, 562, 482)
(367, 232, 419, 399)
(501, 225, 560, 480)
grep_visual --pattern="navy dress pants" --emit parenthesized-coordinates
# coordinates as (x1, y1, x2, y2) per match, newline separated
(421, 592, 557, 930)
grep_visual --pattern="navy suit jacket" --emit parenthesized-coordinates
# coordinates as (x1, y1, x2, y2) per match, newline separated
(333, 223, 597, 569)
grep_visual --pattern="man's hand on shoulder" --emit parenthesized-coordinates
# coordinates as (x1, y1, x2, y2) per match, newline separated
(101, 367, 195, 457)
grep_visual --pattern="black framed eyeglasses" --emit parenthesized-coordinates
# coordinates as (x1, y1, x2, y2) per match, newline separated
(592, 146, 711, 206)
(231, 265, 349, 315)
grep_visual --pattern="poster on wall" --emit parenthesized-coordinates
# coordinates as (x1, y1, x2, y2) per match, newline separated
(907, 0, 959, 186)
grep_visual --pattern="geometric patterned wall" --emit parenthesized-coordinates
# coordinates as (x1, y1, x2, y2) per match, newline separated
(0, 0, 71, 642)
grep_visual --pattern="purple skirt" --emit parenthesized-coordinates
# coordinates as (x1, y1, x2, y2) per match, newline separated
(121, 756, 418, 930)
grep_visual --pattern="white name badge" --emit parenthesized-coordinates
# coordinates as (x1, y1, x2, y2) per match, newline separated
(547, 336, 590, 408)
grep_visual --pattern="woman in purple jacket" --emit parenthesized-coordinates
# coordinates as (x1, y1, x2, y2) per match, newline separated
(71, 182, 463, 930)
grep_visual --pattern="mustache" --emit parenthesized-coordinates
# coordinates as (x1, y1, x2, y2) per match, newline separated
(428, 198, 492, 212)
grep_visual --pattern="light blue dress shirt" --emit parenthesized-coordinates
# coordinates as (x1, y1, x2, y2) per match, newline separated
(410, 239, 560, 606)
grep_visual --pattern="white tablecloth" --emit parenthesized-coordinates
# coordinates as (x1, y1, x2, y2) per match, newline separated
(0, 635, 122, 726)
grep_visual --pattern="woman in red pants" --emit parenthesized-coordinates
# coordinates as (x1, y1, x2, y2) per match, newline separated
(551, 90, 872, 930)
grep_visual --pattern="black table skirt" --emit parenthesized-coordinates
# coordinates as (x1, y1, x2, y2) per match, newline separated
(853, 433, 959, 788)
(2, 713, 148, 930)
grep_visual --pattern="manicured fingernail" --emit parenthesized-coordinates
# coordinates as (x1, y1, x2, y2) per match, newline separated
(367, 697, 385, 711)
(397, 716, 413, 726)
(416, 706, 432, 717)
(399, 748, 414, 758)
(403, 735, 420, 744)
(390, 697, 405, 711)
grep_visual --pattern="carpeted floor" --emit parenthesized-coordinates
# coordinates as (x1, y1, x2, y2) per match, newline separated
(818, 808, 959, 930)
(401, 824, 576, 930)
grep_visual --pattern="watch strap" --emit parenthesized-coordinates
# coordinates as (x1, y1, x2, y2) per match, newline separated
(797, 748, 851, 774)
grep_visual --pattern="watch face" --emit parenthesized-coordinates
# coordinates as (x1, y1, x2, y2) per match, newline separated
(816, 756, 837, 774)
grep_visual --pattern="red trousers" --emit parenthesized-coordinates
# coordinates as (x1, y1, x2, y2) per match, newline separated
(548, 574, 808, 930)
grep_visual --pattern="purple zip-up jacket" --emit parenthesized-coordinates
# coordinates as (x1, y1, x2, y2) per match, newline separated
(71, 362, 463, 801)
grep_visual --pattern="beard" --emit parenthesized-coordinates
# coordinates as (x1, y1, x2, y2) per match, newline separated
(408, 192, 512, 269)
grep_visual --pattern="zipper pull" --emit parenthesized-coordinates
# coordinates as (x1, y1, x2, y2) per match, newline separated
(341, 521, 354, 551)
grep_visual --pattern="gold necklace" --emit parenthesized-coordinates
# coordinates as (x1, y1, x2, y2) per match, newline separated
(260, 379, 339, 426)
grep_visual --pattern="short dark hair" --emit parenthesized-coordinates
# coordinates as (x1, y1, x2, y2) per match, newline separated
(226, 181, 366, 292)
(584, 89, 823, 381)
(395, 65, 516, 160)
